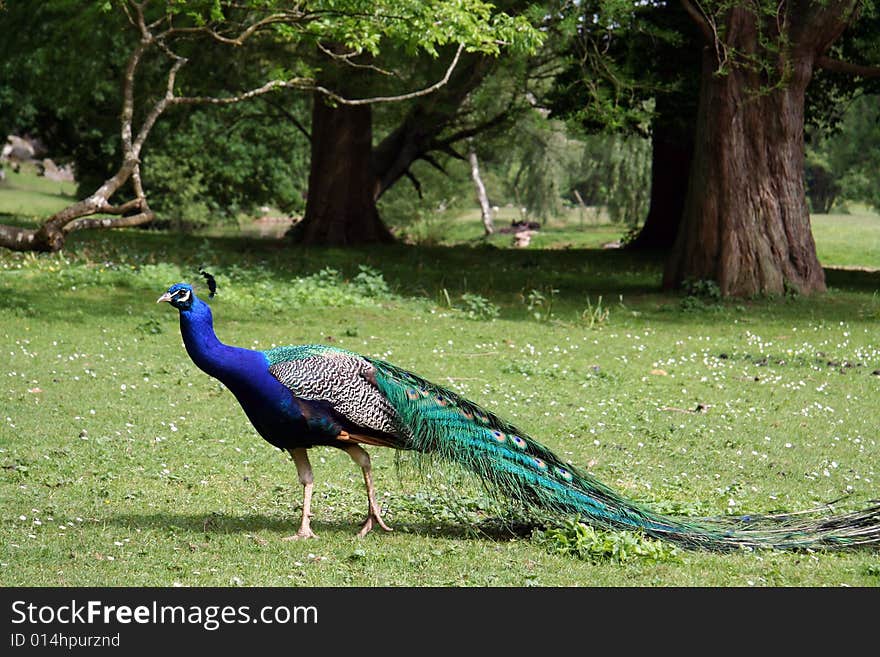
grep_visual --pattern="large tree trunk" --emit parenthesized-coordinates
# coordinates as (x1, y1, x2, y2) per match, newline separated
(665, 25, 827, 295)
(294, 97, 394, 245)
(290, 52, 495, 245)
(668, 1, 866, 296)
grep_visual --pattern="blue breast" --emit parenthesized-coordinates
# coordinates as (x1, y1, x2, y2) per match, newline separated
(178, 298, 333, 449)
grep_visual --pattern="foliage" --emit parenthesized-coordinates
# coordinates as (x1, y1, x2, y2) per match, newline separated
(806, 94, 880, 213)
(579, 295, 610, 328)
(679, 278, 723, 312)
(458, 293, 500, 320)
(804, 148, 841, 214)
(142, 101, 311, 223)
(496, 115, 581, 223)
(573, 131, 651, 225)
(0, 0, 130, 185)
(536, 519, 680, 564)
(351, 265, 393, 298)
(545, 0, 675, 132)
(523, 286, 558, 322)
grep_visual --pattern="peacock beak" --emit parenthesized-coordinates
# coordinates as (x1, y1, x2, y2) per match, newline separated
(157, 292, 174, 304)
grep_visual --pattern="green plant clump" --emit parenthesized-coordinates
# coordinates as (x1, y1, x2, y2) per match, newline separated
(536, 519, 680, 564)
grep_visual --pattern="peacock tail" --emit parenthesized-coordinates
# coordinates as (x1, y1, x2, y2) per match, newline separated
(367, 355, 880, 551)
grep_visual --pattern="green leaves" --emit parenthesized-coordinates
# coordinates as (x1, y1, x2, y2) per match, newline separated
(297, 0, 542, 57)
(168, 0, 542, 58)
(536, 518, 681, 564)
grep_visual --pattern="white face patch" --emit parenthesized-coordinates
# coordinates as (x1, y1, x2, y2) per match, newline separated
(175, 289, 191, 303)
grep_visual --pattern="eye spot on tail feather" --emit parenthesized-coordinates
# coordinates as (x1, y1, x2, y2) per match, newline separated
(554, 466, 573, 481)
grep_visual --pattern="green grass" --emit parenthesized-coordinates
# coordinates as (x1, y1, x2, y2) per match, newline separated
(812, 207, 880, 270)
(0, 162, 78, 221)
(395, 205, 628, 250)
(1, 178, 879, 586)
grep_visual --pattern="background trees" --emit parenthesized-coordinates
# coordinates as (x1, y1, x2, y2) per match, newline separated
(0, 0, 539, 250)
(2, 1, 879, 298)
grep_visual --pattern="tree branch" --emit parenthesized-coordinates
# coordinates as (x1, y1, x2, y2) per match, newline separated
(679, 0, 714, 44)
(261, 97, 312, 142)
(435, 108, 516, 150)
(133, 55, 187, 155)
(816, 55, 880, 78)
(404, 170, 423, 198)
(62, 211, 155, 234)
(164, 12, 300, 46)
(316, 42, 399, 77)
(0, 224, 41, 251)
(312, 44, 465, 105)
(170, 77, 316, 107)
(420, 152, 449, 174)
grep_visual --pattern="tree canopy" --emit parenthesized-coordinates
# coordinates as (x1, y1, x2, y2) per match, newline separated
(0, 0, 542, 250)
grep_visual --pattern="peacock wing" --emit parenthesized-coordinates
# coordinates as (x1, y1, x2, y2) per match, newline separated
(266, 346, 411, 447)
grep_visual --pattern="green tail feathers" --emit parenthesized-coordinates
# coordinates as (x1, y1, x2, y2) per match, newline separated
(369, 357, 880, 551)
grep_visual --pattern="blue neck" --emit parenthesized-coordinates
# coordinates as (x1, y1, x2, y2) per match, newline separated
(178, 298, 262, 387)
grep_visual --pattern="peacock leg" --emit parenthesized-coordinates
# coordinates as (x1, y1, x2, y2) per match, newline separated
(344, 444, 392, 537)
(283, 448, 318, 540)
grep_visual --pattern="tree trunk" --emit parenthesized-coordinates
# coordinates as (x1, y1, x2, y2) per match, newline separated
(625, 116, 693, 251)
(663, 46, 826, 296)
(468, 140, 494, 235)
(625, 2, 700, 252)
(294, 96, 394, 245)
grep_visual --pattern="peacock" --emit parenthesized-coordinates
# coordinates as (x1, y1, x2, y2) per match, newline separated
(158, 275, 880, 550)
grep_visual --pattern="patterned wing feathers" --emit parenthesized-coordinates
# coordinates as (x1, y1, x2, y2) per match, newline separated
(267, 348, 410, 446)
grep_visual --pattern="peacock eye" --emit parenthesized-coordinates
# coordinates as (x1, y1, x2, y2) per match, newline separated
(175, 290, 191, 303)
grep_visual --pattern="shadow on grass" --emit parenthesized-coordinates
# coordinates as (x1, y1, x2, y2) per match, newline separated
(106, 511, 536, 542)
(7, 226, 879, 328)
(824, 266, 880, 292)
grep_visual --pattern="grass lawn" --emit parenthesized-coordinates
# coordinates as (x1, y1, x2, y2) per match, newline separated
(812, 207, 880, 270)
(1, 173, 879, 586)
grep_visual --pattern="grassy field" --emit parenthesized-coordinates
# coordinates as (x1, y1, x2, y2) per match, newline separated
(1, 171, 879, 586)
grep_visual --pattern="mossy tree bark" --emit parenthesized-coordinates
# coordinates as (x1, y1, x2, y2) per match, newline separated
(664, 44, 825, 295)
(666, 0, 874, 296)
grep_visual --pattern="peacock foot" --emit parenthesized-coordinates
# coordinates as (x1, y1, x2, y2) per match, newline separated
(282, 527, 318, 541)
(283, 516, 318, 541)
(356, 512, 393, 538)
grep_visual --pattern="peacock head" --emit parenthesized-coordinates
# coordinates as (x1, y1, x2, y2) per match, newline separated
(157, 283, 196, 311)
